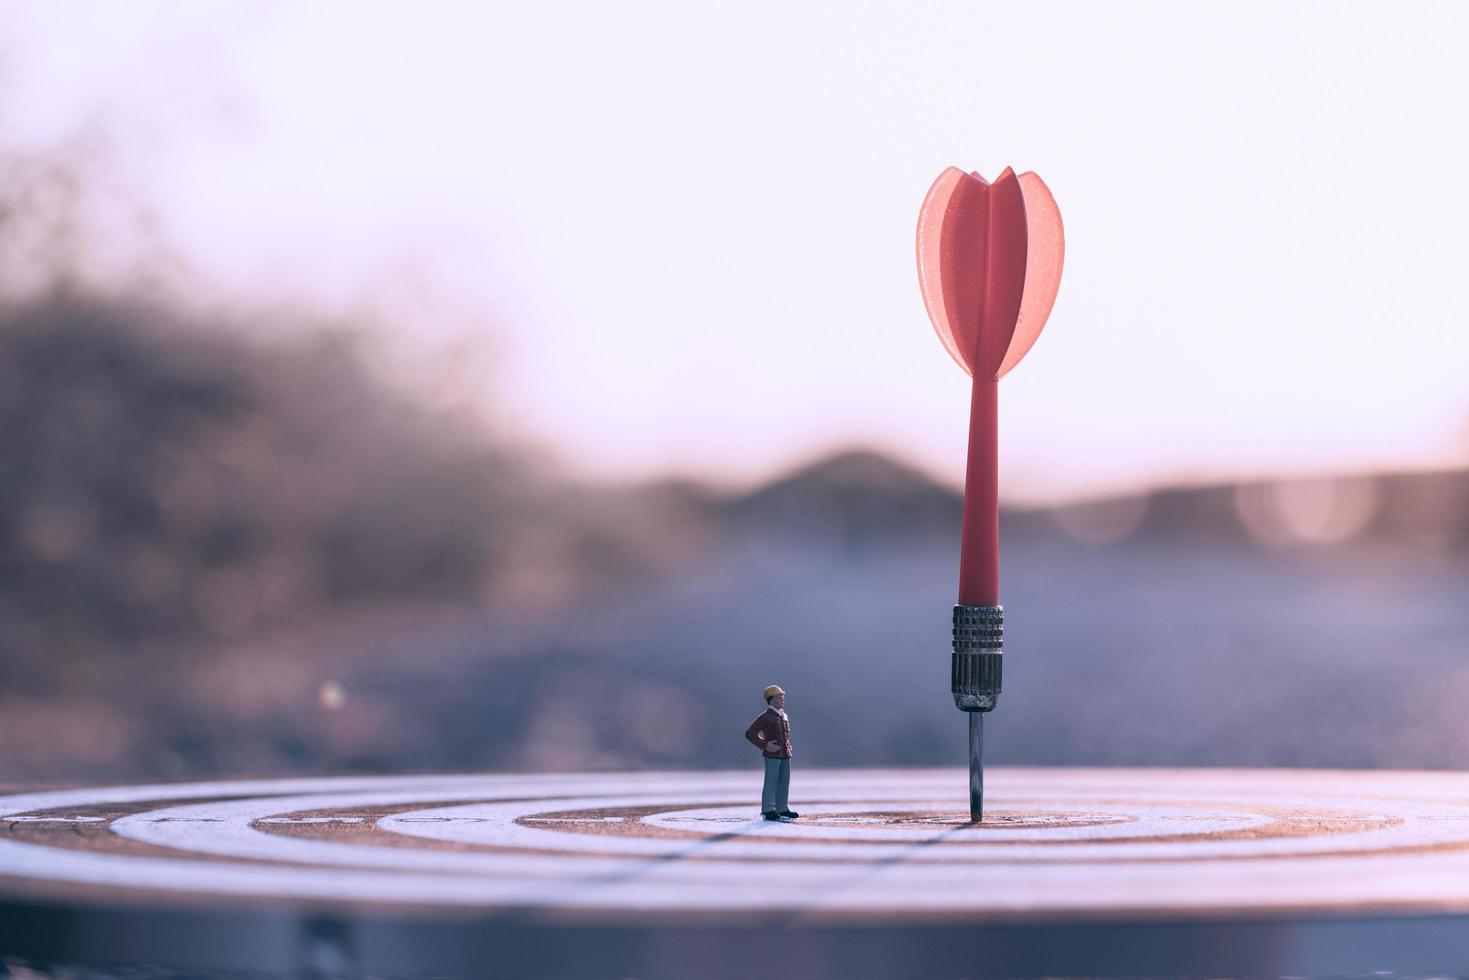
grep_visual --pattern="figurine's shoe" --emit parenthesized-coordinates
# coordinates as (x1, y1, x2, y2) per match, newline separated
(761, 811, 782, 821)
(780, 810, 800, 819)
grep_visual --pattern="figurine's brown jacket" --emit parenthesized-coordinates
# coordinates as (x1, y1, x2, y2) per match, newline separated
(744, 707, 792, 759)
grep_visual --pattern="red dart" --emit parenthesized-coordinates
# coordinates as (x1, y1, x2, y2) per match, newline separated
(916, 165, 1064, 820)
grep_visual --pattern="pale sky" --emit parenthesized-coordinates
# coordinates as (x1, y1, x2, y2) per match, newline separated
(2, 2, 1466, 501)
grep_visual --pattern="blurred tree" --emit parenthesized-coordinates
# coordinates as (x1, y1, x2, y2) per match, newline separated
(0, 299, 562, 675)
(0, 302, 252, 680)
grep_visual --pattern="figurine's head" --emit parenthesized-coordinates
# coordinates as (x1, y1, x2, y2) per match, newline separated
(763, 684, 785, 709)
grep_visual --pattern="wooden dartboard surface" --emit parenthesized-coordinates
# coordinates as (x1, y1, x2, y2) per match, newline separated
(6, 767, 1469, 977)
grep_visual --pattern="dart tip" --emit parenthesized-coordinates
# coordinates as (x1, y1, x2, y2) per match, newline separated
(968, 711, 984, 823)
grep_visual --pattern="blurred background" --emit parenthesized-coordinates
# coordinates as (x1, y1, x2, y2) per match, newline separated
(0, 1, 1466, 785)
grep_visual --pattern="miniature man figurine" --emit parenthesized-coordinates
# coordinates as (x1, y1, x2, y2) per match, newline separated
(745, 684, 798, 820)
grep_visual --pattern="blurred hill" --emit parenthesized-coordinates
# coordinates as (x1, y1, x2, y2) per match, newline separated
(2, 294, 1467, 782)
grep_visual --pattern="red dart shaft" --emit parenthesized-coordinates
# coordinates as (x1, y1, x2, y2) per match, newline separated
(958, 376, 999, 606)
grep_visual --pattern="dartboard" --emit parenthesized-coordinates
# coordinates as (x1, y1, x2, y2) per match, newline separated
(4, 767, 1469, 976)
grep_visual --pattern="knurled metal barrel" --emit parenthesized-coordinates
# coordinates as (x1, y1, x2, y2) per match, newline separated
(952, 604, 1002, 712)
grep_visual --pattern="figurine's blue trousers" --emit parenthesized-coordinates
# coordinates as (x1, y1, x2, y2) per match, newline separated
(762, 757, 790, 813)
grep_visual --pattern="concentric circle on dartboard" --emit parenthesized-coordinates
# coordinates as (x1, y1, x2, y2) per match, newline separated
(632, 799, 1275, 843)
(802, 807, 1136, 830)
